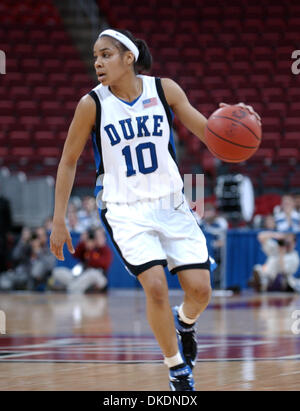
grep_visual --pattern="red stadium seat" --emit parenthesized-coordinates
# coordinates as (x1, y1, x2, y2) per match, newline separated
(9, 29, 25, 42)
(10, 86, 31, 99)
(47, 73, 68, 87)
(249, 148, 275, 164)
(9, 130, 31, 145)
(25, 73, 46, 87)
(19, 116, 41, 128)
(21, 58, 40, 71)
(36, 146, 61, 159)
(14, 44, 34, 58)
(0, 101, 14, 115)
(36, 43, 55, 55)
(262, 117, 281, 132)
(0, 147, 9, 159)
(33, 86, 55, 100)
(263, 172, 287, 189)
(263, 87, 283, 102)
(0, 116, 15, 129)
(284, 132, 300, 147)
(285, 117, 300, 133)
(276, 148, 299, 164)
(255, 193, 282, 215)
(0, 131, 6, 144)
(40, 101, 62, 116)
(11, 146, 35, 158)
(44, 117, 67, 131)
(42, 59, 62, 73)
(28, 29, 47, 44)
(289, 172, 300, 188)
(5, 72, 23, 86)
(16, 101, 39, 116)
(33, 131, 56, 146)
(49, 31, 71, 45)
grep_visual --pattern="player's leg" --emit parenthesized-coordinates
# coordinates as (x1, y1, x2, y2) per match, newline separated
(138, 264, 195, 391)
(101, 203, 195, 389)
(177, 268, 212, 320)
(171, 268, 211, 370)
(157, 193, 212, 369)
(138, 264, 178, 358)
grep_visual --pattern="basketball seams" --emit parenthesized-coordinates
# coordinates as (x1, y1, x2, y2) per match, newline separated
(206, 125, 258, 149)
(211, 115, 261, 142)
(207, 144, 253, 163)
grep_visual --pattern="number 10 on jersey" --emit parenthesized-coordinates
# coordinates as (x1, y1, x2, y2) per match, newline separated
(122, 142, 158, 177)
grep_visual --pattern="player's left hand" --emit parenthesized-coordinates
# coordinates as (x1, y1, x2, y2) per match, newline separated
(219, 102, 262, 126)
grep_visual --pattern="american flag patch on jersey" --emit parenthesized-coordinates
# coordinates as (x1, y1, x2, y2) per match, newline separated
(143, 97, 158, 108)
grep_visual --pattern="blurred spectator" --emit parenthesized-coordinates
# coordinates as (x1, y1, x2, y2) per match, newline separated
(198, 202, 228, 252)
(274, 194, 300, 232)
(77, 196, 101, 230)
(294, 193, 300, 214)
(35, 226, 48, 249)
(0, 227, 56, 291)
(66, 208, 85, 234)
(29, 229, 56, 290)
(44, 216, 53, 233)
(0, 193, 12, 273)
(50, 227, 112, 293)
(249, 231, 300, 292)
(197, 203, 228, 287)
(262, 214, 276, 230)
(10, 227, 32, 289)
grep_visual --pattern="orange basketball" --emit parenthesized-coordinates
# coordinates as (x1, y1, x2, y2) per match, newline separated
(204, 105, 262, 163)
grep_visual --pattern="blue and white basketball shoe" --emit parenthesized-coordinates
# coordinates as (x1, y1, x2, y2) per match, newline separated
(169, 364, 195, 391)
(172, 306, 198, 370)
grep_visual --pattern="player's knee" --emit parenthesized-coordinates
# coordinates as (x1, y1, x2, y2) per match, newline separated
(190, 279, 212, 304)
(144, 278, 168, 304)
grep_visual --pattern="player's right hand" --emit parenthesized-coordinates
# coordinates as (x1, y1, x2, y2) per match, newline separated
(50, 222, 75, 261)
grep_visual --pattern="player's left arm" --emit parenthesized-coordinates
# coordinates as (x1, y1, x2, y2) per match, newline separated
(161, 78, 262, 145)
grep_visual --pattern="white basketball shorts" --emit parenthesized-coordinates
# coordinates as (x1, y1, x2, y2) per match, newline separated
(99, 191, 210, 276)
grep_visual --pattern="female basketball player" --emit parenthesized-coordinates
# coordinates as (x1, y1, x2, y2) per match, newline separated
(50, 29, 261, 391)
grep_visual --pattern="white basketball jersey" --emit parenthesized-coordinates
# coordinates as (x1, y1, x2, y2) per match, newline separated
(89, 75, 183, 204)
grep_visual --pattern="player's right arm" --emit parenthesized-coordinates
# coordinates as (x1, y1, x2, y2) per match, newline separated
(50, 94, 96, 260)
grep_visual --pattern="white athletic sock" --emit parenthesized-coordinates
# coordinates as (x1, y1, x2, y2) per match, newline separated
(178, 303, 198, 325)
(164, 351, 184, 368)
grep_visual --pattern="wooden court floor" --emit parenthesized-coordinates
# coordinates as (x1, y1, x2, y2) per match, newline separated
(0, 289, 300, 391)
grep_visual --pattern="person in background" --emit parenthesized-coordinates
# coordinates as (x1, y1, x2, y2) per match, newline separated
(35, 226, 49, 249)
(0, 193, 13, 273)
(196, 203, 228, 288)
(294, 192, 300, 214)
(66, 208, 85, 234)
(44, 216, 53, 233)
(50, 227, 112, 293)
(249, 231, 300, 292)
(77, 196, 102, 230)
(262, 214, 276, 231)
(4, 226, 32, 290)
(274, 194, 300, 233)
(0, 227, 56, 291)
(29, 229, 56, 290)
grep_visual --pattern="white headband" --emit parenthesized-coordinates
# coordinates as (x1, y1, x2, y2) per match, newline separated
(98, 29, 139, 62)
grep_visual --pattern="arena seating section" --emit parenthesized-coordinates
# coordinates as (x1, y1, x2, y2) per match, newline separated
(1, 0, 300, 205)
(0, 0, 95, 187)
